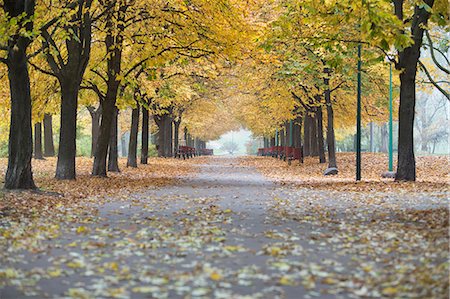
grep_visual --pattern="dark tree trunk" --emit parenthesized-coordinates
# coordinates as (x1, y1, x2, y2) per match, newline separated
(270, 137, 275, 147)
(3, 0, 36, 190)
(56, 82, 78, 179)
(303, 115, 311, 156)
(325, 94, 337, 168)
(42, 0, 92, 180)
(43, 113, 55, 157)
(107, 107, 120, 172)
(165, 116, 173, 157)
(87, 106, 101, 157)
(141, 107, 149, 164)
(34, 122, 44, 160)
(394, 0, 434, 181)
(317, 107, 326, 163)
(174, 120, 181, 155)
(127, 106, 139, 168)
(92, 3, 123, 177)
(155, 115, 165, 157)
(310, 113, 319, 157)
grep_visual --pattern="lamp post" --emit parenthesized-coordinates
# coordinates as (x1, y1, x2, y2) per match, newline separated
(388, 62, 393, 172)
(356, 44, 362, 181)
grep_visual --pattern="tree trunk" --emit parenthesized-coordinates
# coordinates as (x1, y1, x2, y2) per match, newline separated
(155, 115, 165, 157)
(55, 81, 78, 180)
(127, 106, 139, 168)
(303, 114, 311, 156)
(34, 122, 44, 160)
(325, 95, 337, 168)
(141, 107, 149, 164)
(394, 0, 434, 181)
(165, 116, 173, 157)
(107, 107, 120, 172)
(87, 106, 101, 158)
(92, 3, 123, 177)
(369, 122, 374, 152)
(310, 112, 319, 157)
(317, 107, 326, 163)
(5, 39, 36, 189)
(174, 120, 181, 156)
(43, 113, 55, 157)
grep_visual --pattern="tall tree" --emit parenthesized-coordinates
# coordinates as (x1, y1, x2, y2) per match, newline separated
(43, 113, 55, 157)
(393, 0, 435, 181)
(36, 0, 93, 179)
(1, 0, 36, 189)
(34, 122, 44, 159)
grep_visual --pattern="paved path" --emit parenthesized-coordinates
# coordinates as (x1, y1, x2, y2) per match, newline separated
(1, 157, 448, 299)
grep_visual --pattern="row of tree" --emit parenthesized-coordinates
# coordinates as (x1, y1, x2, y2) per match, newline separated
(0, 0, 249, 189)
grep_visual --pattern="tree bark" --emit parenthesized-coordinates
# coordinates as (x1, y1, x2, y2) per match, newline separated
(317, 107, 326, 163)
(325, 99, 337, 168)
(141, 107, 149, 164)
(43, 113, 55, 157)
(92, 3, 124, 176)
(394, 0, 434, 181)
(34, 122, 44, 160)
(87, 106, 101, 157)
(56, 81, 78, 179)
(107, 107, 120, 172)
(174, 120, 181, 156)
(310, 112, 319, 157)
(127, 105, 139, 168)
(42, 0, 92, 180)
(3, 0, 36, 189)
(303, 115, 311, 156)
(165, 116, 173, 157)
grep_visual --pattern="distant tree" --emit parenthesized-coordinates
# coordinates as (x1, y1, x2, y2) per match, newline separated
(221, 140, 239, 155)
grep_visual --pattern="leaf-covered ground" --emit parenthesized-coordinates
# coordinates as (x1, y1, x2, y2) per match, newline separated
(0, 156, 448, 298)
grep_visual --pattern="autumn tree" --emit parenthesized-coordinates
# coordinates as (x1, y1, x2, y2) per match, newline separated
(0, 0, 37, 189)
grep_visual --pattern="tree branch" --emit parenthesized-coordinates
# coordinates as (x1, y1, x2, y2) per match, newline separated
(418, 60, 450, 101)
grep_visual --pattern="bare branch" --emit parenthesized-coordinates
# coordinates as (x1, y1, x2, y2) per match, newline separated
(418, 60, 450, 101)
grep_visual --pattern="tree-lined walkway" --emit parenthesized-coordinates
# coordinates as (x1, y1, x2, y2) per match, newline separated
(1, 157, 448, 298)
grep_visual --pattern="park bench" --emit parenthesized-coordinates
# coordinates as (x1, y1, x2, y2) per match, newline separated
(176, 146, 196, 159)
(259, 146, 303, 164)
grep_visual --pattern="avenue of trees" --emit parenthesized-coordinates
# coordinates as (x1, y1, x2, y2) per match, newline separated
(0, 0, 448, 189)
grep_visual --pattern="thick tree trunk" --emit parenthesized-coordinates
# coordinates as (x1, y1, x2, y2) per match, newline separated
(324, 86, 337, 168)
(87, 106, 101, 158)
(127, 106, 139, 168)
(317, 107, 326, 163)
(310, 113, 319, 157)
(34, 122, 44, 160)
(43, 113, 55, 157)
(55, 81, 78, 180)
(5, 41, 36, 189)
(92, 2, 123, 177)
(108, 107, 120, 172)
(165, 116, 173, 157)
(303, 115, 311, 156)
(325, 101, 337, 168)
(174, 120, 181, 155)
(141, 107, 149, 164)
(155, 115, 165, 157)
(394, 0, 434, 181)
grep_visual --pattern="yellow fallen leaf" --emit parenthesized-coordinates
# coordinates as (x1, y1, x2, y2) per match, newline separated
(48, 268, 62, 278)
(322, 277, 338, 284)
(76, 226, 89, 234)
(279, 276, 294, 286)
(382, 287, 398, 296)
(210, 272, 222, 281)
